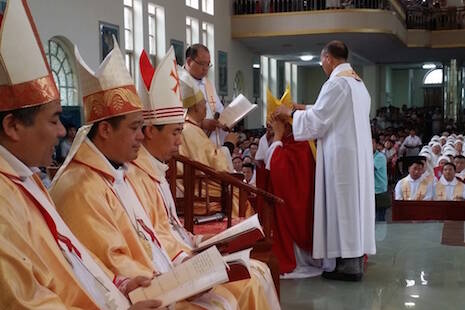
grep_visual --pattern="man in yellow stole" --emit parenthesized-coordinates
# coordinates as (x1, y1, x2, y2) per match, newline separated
(178, 70, 254, 218)
(395, 157, 435, 200)
(127, 48, 281, 310)
(0, 2, 155, 309)
(51, 43, 256, 309)
(434, 162, 465, 200)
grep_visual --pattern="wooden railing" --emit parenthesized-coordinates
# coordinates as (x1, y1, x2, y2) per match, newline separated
(167, 154, 283, 234)
(167, 155, 284, 296)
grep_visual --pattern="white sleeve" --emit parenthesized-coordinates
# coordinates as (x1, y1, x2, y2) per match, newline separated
(394, 180, 403, 200)
(255, 134, 269, 161)
(292, 80, 349, 141)
(265, 141, 283, 170)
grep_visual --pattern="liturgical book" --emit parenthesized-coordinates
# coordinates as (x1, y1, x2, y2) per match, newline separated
(193, 214, 265, 254)
(128, 246, 251, 306)
(218, 94, 257, 129)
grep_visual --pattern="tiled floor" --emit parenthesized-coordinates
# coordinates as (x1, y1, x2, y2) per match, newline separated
(280, 222, 465, 310)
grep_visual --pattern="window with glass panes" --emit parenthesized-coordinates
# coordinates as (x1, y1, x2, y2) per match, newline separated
(185, 0, 199, 9)
(148, 3, 157, 63)
(44, 39, 78, 106)
(201, 0, 214, 15)
(124, 0, 134, 76)
(186, 16, 199, 46)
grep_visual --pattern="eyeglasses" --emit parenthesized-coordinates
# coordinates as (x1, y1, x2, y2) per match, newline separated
(192, 58, 213, 69)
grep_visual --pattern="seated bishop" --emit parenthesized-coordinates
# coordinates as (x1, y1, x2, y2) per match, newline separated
(265, 88, 324, 278)
(177, 70, 254, 218)
(395, 157, 435, 200)
(127, 48, 281, 309)
(0, 1, 155, 309)
(50, 40, 243, 308)
(434, 162, 465, 200)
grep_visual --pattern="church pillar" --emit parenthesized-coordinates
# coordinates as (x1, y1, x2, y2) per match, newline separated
(443, 59, 460, 123)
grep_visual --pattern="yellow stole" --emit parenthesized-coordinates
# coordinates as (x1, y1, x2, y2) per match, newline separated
(337, 69, 362, 81)
(204, 78, 217, 114)
(435, 181, 464, 201)
(401, 177, 430, 200)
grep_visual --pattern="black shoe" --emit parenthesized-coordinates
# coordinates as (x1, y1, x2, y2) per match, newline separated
(321, 271, 363, 282)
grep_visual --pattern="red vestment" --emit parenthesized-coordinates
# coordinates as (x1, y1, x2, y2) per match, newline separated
(269, 135, 316, 274)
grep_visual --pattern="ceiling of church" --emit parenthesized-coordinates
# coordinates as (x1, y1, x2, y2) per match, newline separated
(236, 32, 465, 65)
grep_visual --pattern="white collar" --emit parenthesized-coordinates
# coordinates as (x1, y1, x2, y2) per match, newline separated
(0, 144, 34, 180)
(439, 175, 457, 186)
(148, 153, 169, 181)
(329, 63, 353, 80)
(84, 138, 127, 182)
(407, 175, 422, 183)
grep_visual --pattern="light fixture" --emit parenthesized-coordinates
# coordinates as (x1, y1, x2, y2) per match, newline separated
(252, 63, 260, 69)
(300, 55, 314, 61)
(422, 63, 436, 69)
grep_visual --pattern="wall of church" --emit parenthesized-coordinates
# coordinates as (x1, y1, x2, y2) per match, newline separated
(390, 68, 429, 108)
(297, 66, 327, 105)
(28, 0, 259, 128)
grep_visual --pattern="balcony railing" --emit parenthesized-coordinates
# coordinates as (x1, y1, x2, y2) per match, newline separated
(233, 0, 465, 30)
(233, 0, 390, 14)
(407, 6, 465, 30)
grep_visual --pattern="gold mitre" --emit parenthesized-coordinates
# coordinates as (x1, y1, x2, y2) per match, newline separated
(75, 37, 142, 124)
(266, 85, 293, 123)
(179, 70, 204, 109)
(139, 47, 185, 125)
(0, 0, 60, 111)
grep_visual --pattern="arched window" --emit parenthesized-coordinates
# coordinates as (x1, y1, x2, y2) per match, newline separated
(424, 69, 443, 85)
(45, 38, 78, 106)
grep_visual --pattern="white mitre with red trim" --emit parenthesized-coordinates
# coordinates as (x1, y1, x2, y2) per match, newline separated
(75, 37, 142, 124)
(139, 47, 185, 125)
(0, 0, 60, 111)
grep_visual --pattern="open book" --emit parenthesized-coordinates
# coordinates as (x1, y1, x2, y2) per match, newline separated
(128, 246, 251, 306)
(218, 94, 257, 129)
(193, 214, 265, 254)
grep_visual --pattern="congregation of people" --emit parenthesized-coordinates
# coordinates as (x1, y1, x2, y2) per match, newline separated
(370, 104, 465, 219)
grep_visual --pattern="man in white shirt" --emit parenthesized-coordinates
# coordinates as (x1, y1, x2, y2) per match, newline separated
(434, 163, 465, 200)
(274, 40, 375, 281)
(182, 43, 227, 146)
(395, 159, 435, 200)
(400, 129, 422, 157)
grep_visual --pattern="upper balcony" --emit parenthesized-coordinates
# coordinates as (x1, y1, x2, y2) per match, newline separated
(231, 0, 465, 63)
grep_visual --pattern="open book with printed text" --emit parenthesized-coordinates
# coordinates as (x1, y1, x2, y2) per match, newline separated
(193, 214, 265, 254)
(128, 247, 251, 306)
(218, 94, 257, 129)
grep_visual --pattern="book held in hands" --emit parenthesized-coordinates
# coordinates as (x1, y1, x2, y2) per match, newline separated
(128, 246, 252, 306)
(193, 214, 265, 254)
(218, 94, 257, 129)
